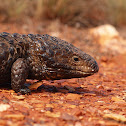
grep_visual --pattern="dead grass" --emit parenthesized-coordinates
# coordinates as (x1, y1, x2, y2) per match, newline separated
(0, 0, 27, 22)
(40, 0, 106, 27)
(106, 0, 126, 26)
(0, 0, 126, 27)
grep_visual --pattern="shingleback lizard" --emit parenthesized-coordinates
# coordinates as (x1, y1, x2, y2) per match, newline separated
(0, 32, 99, 94)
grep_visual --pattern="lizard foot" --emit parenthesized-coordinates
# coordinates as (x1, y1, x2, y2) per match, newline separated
(17, 88, 31, 95)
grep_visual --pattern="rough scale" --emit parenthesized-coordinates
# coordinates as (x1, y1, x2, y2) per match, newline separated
(0, 32, 99, 94)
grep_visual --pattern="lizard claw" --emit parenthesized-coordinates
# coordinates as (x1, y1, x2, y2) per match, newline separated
(18, 88, 31, 95)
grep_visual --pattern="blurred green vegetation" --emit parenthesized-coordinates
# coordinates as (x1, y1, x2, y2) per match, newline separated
(0, 0, 126, 27)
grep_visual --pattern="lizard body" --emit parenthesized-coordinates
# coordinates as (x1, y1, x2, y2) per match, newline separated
(0, 32, 99, 94)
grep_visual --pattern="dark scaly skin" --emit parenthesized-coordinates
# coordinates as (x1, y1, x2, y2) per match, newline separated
(0, 32, 99, 94)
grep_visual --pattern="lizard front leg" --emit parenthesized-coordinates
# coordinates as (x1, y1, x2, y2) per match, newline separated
(11, 58, 31, 94)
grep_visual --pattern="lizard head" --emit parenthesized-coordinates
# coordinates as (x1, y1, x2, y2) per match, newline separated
(37, 34, 99, 80)
(47, 48, 99, 79)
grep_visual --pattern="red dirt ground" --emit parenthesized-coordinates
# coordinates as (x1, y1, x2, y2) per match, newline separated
(0, 21, 126, 126)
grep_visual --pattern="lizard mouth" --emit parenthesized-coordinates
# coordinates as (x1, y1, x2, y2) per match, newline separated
(60, 64, 99, 78)
(64, 69, 96, 78)
(45, 68, 97, 80)
(44, 63, 99, 80)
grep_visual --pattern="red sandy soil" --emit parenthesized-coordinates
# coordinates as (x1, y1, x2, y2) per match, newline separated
(0, 21, 126, 126)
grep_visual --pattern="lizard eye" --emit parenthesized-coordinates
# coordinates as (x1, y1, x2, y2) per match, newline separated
(73, 56, 79, 62)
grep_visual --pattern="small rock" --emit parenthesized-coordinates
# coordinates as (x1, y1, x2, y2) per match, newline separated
(103, 113, 126, 123)
(45, 107, 53, 112)
(68, 105, 76, 108)
(84, 93, 96, 96)
(75, 122, 82, 126)
(74, 110, 83, 116)
(101, 56, 108, 62)
(29, 81, 43, 90)
(46, 104, 54, 108)
(44, 111, 60, 118)
(96, 85, 104, 89)
(66, 94, 82, 100)
(1, 96, 10, 103)
(89, 24, 119, 40)
(34, 104, 44, 108)
(122, 90, 126, 93)
(13, 95, 25, 100)
(60, 113, 78, 121)
(105, 86, 112, 92)
(0, 104, 10, 112)
(89, 24, 126, 54)
(4, 114, 25, 121)
(111, 96, 125, 102)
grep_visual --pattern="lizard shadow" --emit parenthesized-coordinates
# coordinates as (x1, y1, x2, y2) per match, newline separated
(0, 83, 11, 89)
(34, 84, 109, 97)
(0, 82, 109, 97)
